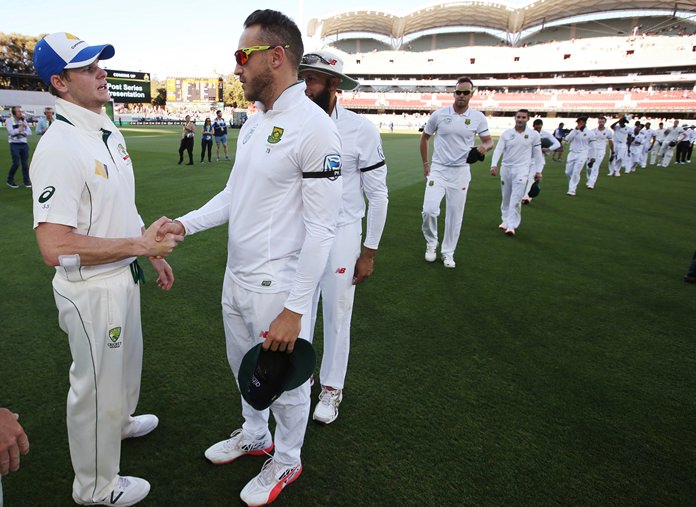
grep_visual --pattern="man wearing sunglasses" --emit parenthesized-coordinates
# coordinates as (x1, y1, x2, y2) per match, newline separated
(420, 77, 493, 268)
(298, 50, 389, 426)
(156, 9, 342, 506)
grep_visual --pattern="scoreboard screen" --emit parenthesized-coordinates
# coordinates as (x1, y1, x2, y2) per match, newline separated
(166, 77, 223, 103)
(106, 69, 151, 103)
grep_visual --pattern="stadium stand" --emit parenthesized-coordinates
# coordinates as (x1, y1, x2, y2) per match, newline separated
(306, 1, 696, 117)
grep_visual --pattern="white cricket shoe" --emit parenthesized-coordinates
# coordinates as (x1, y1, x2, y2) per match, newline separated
(73, 476, 150, 506)
(442, 254, 456, 268)
(122, 414, 158, 440)
(240, 457, 302, 507)
(505, 228, 516, 236)
(498, 223, 507, 230)
(313, 386, 343, 424)
(204, 429, 273, 465)
(424, 244, 437, 262)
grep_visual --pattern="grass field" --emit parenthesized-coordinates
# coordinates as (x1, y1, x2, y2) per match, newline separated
(1, 125, 695, 506)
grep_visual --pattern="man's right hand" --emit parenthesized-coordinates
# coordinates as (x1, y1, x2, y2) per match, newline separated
(0, 408, 29, 476)
(143, 217, 184, 257)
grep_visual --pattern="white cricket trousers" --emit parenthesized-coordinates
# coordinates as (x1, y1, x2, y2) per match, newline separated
(53, 266, 143, 503)
(565, 152, 588, 194)
(587, 150, 605, 188)
(221, 273, 311, 466)
(499, 166, 528, 230)
(610, 144, 628, 175)
(627, 148, 642, 173)
(658, 143, 675, 167)
(308, 220, 362, 390)
(422, 165, 471, 257)
(650, 142, 662, 164)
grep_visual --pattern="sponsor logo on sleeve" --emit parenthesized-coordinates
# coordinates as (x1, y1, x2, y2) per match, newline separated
(38, 186, 55, 204)
(322, 154, 342, 180)
(377, 145, 384, 160)
(117, 144, 130, 161)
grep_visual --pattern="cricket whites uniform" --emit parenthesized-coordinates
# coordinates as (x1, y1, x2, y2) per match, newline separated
(491, 126, 543, 230)
(627, 130, 647, 173)
(524, 130, 558, 198)
(651, 128, 665, 165)
(30, 98, 146, 503)
(658, 126, 683, 167)
(422, 106, 489, 256)
(308, 104, 388, 390)
(610, 124, 630, 176)
(564, 128, 595, 195)
(588, 127, 612, 188)
(641, 128, 655, 168)
(177, 82, 342, 466)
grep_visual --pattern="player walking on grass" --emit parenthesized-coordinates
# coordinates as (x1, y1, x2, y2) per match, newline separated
(522, 118, 559, 204)
(564, 116, 595, 196)
(609, 116, 630, 176)
(156, 10, 342, 506)
(419, 76, 493, 268)
(490, 109, 543, 237)
(587, 116, 612, 189)
(30, 32, 183, 506)
(299, 50, 389, 425)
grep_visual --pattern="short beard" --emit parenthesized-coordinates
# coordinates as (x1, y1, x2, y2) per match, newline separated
(244, 64, 274, 105)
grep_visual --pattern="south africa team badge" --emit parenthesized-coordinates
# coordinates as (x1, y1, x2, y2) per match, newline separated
(267, 127, 284, 144)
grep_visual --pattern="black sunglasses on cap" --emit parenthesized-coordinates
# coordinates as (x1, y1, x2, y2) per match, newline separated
(300, 53, 336, 66)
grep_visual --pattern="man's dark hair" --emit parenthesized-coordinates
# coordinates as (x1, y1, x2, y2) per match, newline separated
(597, 115, 606, 121)
(244, 10, 303, 69)
(11, 106, 20, 115)
(532, 119, 543, 126)
(577, 116, 588, 123)
(456, 76, 474, 87)
(517, 109, 529, 116)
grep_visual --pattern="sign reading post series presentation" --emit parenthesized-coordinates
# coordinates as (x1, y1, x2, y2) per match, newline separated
(106, 69, 151, 103)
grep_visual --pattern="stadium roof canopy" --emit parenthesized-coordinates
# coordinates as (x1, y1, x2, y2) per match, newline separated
(307, 1, 695, 44)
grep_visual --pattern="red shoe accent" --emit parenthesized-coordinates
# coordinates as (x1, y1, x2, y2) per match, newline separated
(254, 465, 302, 506)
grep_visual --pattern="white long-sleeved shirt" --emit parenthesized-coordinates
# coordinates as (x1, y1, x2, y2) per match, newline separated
(539, 129, 561, 154)
(591, 127, 613, 157)
(177, 82, 343, 315)
(566, 128, 595, 156)
(612, 123, 631, 146)
(332, 104, 388, 249)
(491, 126, 544, 174)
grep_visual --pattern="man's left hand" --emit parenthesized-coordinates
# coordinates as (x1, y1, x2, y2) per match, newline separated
(353, 248, 376, 285)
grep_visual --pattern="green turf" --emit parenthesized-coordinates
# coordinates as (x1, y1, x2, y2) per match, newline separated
(1, 125, 695, 506)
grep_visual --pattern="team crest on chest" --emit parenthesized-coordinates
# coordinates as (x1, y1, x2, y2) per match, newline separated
(524, 134, 529, 139)
(267, 126, 284, 144)
(465, 119, 471, 125)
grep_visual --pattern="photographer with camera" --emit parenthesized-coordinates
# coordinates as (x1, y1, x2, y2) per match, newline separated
(5, 106, 32, 189)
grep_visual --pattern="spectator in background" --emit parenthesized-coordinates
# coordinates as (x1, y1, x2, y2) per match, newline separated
(5, 106, 32, 189)
(178, 115, 195, 165)
(35, 107, 55, 135)
(200, 118, 213, 164)
(212, 110, 230, 161)
(0, 407, 30, 507)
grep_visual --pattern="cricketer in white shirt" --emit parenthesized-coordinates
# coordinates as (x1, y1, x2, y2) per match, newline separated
(490, 111, 544, 235)
(564, 117, 595, 195)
